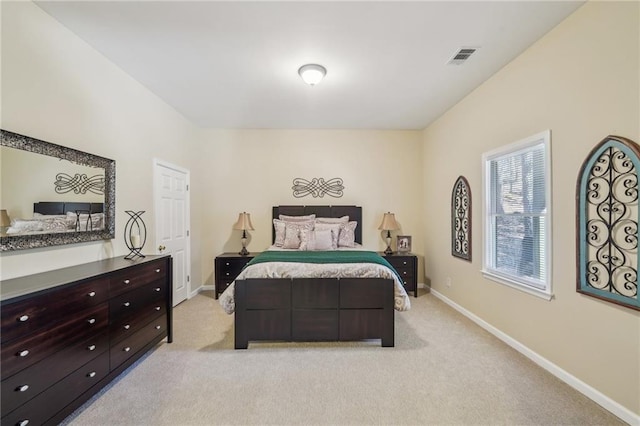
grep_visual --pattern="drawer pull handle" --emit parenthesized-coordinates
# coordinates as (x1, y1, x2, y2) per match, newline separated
(124, 279, 130, 284)
(18, 315, 29, 322)
(87, 318, 96, 324)
(17, 384, 30, 392)
(124, 324, 131, 330)
(87, 371, 96, 378)
(155, 287, 161, 292)
(124, 347, 131, 352)
(225, 272, 230, 276)
(155, 325, 162, 330)
(155, 269, 161, 273)
(403, 261, 407, 265)
(123, 302, 131, 307)
(155, 306, 161, 311)
(88, 291, 96, 297)
(18, 350, 29, 357)
(403, 271, 407, 275)
(18, 420, 29, 426)
(225, 262, 230, 266)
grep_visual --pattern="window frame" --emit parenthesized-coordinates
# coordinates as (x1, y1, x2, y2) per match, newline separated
(481, 130, 553, 300)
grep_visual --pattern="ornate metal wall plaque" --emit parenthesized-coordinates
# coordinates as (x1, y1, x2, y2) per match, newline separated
(451, 175, 472, 261)
(55, 173, 105, 195)
(577, 135, 640, 311)
(292, 177, 344, 198)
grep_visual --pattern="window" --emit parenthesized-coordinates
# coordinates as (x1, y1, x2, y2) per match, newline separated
(482, 130, 552, 299)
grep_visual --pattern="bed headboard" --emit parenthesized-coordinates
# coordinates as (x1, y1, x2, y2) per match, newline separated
(33, 202, 104, 215)
(272, 205, 362, 244)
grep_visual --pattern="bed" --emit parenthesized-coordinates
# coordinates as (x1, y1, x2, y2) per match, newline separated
(219, 205, 411, 349)
(5, 202, 104, 234)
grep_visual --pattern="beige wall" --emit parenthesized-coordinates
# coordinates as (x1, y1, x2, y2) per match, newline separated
(422, 1, 639, 417)
(195, 129, 424, 287)
(0, 2, 202, 281)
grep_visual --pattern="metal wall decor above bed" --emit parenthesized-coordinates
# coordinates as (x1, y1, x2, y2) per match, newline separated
(576, 135, 640, 311)
(291, 177, 344, 198)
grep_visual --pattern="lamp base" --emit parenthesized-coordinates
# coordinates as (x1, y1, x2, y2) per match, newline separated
(384, 246, 393, 255)
(239, 246, 249, 256)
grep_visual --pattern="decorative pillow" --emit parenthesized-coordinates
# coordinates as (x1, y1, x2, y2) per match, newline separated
(67, 212, 104, 231)
(273, 219, 287, 247)
(338, 221, 358, 247)
(279, 214, 316, 222)
(300, 228, 337, 250)
(313, 223, 340, 248)
(316, 216, 349, 224)
(282, 221, 315, 249)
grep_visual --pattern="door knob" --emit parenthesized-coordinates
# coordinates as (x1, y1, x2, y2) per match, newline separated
(158, 245, 166, 252)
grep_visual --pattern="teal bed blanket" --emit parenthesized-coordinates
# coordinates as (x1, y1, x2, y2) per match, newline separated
(245, 250, 401, 281)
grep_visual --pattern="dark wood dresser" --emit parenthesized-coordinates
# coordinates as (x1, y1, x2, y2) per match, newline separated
(382, 252, 418, 297)
(214, 252, 258, 299)
(0, 255, 172, 425)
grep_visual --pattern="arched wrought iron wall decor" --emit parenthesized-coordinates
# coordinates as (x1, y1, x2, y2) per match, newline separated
(451, 175, 472, 261)
(292, 177, 344, 198)
(577, 135, 640, 311)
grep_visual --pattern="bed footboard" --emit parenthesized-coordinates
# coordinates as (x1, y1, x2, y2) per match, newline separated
(234, 277, 394, 349)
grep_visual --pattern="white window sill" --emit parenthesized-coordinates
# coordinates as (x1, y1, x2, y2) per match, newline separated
(481, 270, 553, 301)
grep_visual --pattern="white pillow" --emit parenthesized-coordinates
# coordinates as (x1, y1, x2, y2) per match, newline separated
(300, 228, 336, 251)
(279, 214, 316, 222)
(316, 216, 349, 224)
(338, 221, 358, 248)
(282, 221, 315, 249)
(314, 223, 340, 248)
(273, 219, 287, 247)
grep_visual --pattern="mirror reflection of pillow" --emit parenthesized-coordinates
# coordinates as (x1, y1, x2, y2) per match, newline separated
(8, 219, 45, 233)
(66, 212, 105, 231)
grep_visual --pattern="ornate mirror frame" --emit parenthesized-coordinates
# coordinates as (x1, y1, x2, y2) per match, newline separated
(1, 129, 115, 251)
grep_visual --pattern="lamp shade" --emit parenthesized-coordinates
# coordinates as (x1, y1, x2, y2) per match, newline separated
(298, 64, 326, 86)
(233, 212, 254, 231)
(378, 212, 399, 231)
(0, 210, 10, 227)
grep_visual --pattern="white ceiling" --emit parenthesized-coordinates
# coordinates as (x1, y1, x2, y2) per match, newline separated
(35, 1, 584, 130)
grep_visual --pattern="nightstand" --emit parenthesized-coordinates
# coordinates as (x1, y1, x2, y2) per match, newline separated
(381, 252, 418, 297)
(214, 252, 258, 299)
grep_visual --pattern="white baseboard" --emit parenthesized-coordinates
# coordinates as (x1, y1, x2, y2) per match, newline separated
(189, 285, 213, 298)
(430, 289, 639, 426)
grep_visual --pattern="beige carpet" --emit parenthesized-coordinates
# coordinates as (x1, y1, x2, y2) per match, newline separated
(62, 291, 624, 425)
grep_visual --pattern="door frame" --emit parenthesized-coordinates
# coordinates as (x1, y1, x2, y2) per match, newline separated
(153, 158, 191, 303)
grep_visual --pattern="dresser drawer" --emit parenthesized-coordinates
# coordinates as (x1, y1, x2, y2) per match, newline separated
(1, 277, 109, 344)
(1, 304, 108, 380)
(110, 303, 167, 345)
(109, 259, 167, 297)
(109, 281, 166, 321)
(1, 332, 108, 415)
(216, 258, 250, 280)
(110, 314, 168, 369)
(1, 351, 109, 426)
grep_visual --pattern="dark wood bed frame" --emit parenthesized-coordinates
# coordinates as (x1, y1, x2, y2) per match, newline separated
(234, 205, 395, 349)
(33, 201, 104, 215)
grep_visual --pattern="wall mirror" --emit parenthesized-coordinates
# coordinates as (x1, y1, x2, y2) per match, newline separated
(1, 129, 115, 251)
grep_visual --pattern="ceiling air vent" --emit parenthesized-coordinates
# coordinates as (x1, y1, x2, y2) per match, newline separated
(448, 47, 478, 65)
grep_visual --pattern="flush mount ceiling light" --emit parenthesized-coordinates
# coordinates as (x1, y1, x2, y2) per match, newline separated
(298, 64, 326, 86)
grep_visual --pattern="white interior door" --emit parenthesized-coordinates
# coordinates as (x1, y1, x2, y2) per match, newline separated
(153, 159, 190, 306)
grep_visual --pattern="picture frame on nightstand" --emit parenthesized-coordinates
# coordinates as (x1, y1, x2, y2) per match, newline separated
(397, 235, 411, 253)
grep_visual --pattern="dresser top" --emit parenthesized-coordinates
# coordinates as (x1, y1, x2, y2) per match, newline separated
(1, 255, 170, 302)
